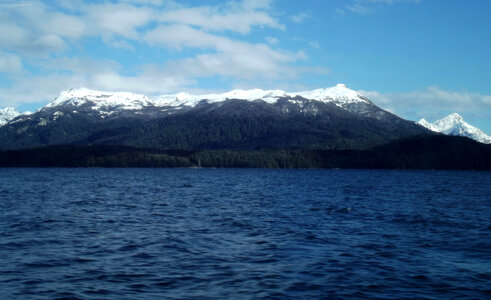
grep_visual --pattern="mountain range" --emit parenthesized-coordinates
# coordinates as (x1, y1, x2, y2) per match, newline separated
(0, 84, 489, 169)
(0, 84, 427, 151)
(418, 113, 491, 144)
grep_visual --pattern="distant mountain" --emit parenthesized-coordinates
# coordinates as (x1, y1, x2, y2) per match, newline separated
(417, 113, 491, 144)
(0, 84, 429, 150)
(0, 107, 22, 126)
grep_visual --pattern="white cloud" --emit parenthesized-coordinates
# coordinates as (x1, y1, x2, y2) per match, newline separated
(359, 86, 491, 122)
(0, 0, 285, 55)
(362, 0, 421, 3)
(145, 24, 305, 79)
(0, 22, 67, 55)
(0, 66, 193, 107)
(144, 24, 224, 49)
(240, 0, 274, 10)
(0, 23, 30, 51)
(165, 52, 285, 80)
(83, 3, 156, 40)
(35, 34, 67, 51)
(0, 52, 23, 73)
(291, 13, 308, 23)
(309, 41, 321, 49)
(0, 2, 154, 54)
(347, 4, 371, 15)
(121, 0, 165, 6)
(0, 73, 88, 106)
(0, 2, 76, 55)
(102, 38, 136, 51)
(265, 37, 279, 45)
(346, 0, 421, 14)
(90, 70, 193, 94)
(36, 57, 122, 74)
(0, 0, 316, 108)
(14, 2, 86, 39)
(39, 13, 87, 39)
(158, 5, 283, 34)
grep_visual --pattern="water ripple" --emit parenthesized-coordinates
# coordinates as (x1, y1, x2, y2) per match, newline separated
(0, 168, 490, 299)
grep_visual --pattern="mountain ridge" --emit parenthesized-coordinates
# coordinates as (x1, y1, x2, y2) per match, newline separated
(0, 84, 428, 151)
(45, 83, 370, 111)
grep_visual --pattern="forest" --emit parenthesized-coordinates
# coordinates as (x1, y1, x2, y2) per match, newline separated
(0, 135, 489, 170)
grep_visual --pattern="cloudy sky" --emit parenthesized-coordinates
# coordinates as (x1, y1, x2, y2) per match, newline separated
(1, 0, 490, 132)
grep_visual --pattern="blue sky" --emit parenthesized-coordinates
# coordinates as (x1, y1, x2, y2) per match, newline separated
(1, 0, 490, 132)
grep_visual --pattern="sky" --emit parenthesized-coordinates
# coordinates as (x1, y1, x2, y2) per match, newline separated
(1, 0, 490, 132)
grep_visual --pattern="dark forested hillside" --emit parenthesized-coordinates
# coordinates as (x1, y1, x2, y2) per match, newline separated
(0, 98, 428, 151)
(1, 135, 489, 170)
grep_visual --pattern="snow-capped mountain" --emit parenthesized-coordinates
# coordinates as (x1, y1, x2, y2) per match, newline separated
(418, 113, 491, 144)
(0, 84, 428, 151)
(45, 84, 370, 112)
(0, 107, 22, 126)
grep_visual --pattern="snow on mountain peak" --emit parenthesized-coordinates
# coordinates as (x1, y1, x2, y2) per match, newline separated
(448, 112, 463, 119)
(153, 88, 290, 107)
(154, 85, 367, 107)
(431, 113, 465, 132)
(417, 113, 491, 144)
(0, 107, 22, 126)
(45, 84, 369, 111)
(440, 112, 463, 123)
(294, 83, 365, 104)
(47, 87, 153, 111)
(417, 118, 432, 129)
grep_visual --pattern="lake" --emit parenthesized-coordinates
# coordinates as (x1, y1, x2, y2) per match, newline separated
(0, 168, 490, 299)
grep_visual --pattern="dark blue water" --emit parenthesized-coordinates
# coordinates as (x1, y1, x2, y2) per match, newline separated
(0, 169, 490, 299)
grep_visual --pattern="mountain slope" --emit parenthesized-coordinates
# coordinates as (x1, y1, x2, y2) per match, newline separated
(106, 97, 425, 150)
(418, 113, 491, 144)
(0, 84, 429, 150)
